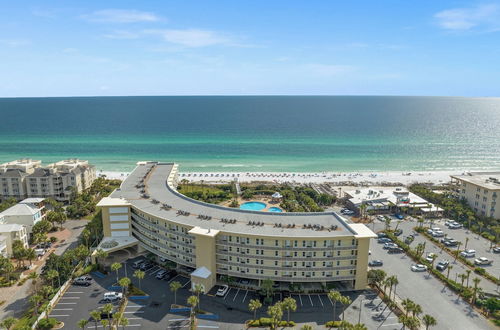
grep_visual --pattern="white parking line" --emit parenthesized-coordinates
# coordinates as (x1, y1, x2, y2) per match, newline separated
(242, 290, 249, 303)
(223, 288, 232, 300)
(50, 314, 70, 317)
(53, 308, 73, 311)
(60, 297, 80, 299)
(317, 295, 324, 307)
(169, 318, 189, 322)
(308, 294, 313, 307)
(327, 296, 334, 306)
(182, 280, 191, 288)
(125, 305, 143, 308)
(125, 325, 141, 327)
(124, 311, 145, 314)
(298, 294, 303, 306)
(380, 324, 400, 327)
(149, 267, 161, 275)
(57, 303, 77, 305)
(197, 326, 219, 329)
(65, 291, 84, 294)
(168, 274, 181, 283)
(127, 318, 142, 320)
(233, 288, 240, 301)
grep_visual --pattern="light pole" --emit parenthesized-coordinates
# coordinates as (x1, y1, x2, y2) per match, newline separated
(358, 297, 362, 324)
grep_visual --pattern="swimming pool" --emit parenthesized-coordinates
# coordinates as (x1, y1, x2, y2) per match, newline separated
(240, 202, 267, 211)
(268, 207, 283, 213)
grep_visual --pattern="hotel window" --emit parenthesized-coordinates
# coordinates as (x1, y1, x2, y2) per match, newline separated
(302, 252, 306, 257)
(260, 270, 264, 274)
(302, 240, 306, 247)
(337, 261, 340, 266)
(256, 269, 259, 274)
(275, 251, 279, 256)
(293, 262, 297, 266)
(337, 251, 341, 256)
(274, 271, 278, 275)
(336, 271, 339, 275)
(294, 240, 298, 247)
(337, 240, 341, 246)
(274, 261, 278, 266)
(294, 252, 298, 257)
(293, 272, 297, 276)
(275, 240, 279, 246)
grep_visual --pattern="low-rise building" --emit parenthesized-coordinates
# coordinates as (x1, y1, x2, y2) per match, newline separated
(0, 223, 28, 257)
(0, 199, 45, 236)
(451, 172, 500, 219)
(0, 159, 96, 203)
(96, 162, 376, 293)
(344, 187, 443, 217)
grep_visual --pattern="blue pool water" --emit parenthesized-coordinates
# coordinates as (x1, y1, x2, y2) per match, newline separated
(240, 202, 267, 211)
(268, 207, 283, 213)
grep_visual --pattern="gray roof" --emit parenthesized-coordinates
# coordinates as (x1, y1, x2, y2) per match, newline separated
(110, 162, 374, 238)
(0, 169, 27, 178)
(27, 168, 52, 178)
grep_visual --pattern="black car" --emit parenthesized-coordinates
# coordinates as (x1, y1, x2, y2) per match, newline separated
(493, 246, 500, 254)
(388, 247, 404, 254)
(394, 229, 403, 236)
(369, 260, 383, 267)
(377, 232, 387, 238)
(100, 311, 114, 319)
(140, 262, 154, 271)
(436, 260, 450, 271)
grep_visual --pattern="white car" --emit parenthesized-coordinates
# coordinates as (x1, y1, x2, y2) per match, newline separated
(103, 292, 123, 302)
(432, 230, 445, 237)
(411, 264, 428, 272)
(425, 253, 437, 263)
(449, 223, 463, 229)
(474, 257, 493, 266)
(377, 215, 385, 221)
(216, 285, 229, 297)
(460, 249, 476, 258)
(445, 220, 454, 226)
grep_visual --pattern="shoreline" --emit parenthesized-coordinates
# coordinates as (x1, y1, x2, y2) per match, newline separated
(99, 169, 464, 186)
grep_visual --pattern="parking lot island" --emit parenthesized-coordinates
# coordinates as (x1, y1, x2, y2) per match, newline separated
(95, 161, 376, 294)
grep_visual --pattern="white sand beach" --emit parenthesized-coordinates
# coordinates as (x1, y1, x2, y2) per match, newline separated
(99, 169, 464, 186)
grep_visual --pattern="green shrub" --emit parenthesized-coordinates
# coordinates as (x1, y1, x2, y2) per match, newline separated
(475, 267, 486, 275)
(36, 317, 57, 330)
(50, 237, 58, 243)
(247, 318, 295, 327)
(325, 321, 343, 328)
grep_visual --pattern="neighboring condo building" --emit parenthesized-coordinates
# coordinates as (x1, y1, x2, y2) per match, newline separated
(97, 162, 376, 293)
(0, 159, 96, 203)
(451, 172, 500, 219)
(0, 198, 46, 237)
(0, 217, 29, 257)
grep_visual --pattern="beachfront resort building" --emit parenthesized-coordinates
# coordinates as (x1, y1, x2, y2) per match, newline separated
(0, 198, 46, 236)
(0, 159, 96, 203)
(96, 161, 376, 293)
(344, 187, 443, 217)
(451, 172, 500, 219)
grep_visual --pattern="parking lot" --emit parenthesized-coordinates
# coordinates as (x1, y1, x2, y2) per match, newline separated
(369, 217, 492, 330)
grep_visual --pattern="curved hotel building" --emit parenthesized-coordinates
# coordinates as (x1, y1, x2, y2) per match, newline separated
(97, 162, 376, 292)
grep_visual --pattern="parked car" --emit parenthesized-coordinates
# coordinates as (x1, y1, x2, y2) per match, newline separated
(132, 259, 146, 269)
(377, 232, 387, 238)
(100, 309, 115, 319)
(493, 246, 500, 254)
(156, 270, 168, 279)
(73, 278, 91, 286)
(216, 285, 229, 297)
(427, 227, 441, 234)
(474, 257, 493, 266)
(449, 223, 463, 229)
(369, 260, 383, 267)
(432, 230, 445, 237)
(445, 220, 455, 226)
(34, 248, 46, 257)
(388, 247, 404, 254)
(383, 242, 398, 250)
(140, 262, 154, 271)
(377, 215, 386, 221)
(442, 238, 459, 247)
(378, 238, 392, 244)
(75, 275, 92, 282)
(394, 229, 403, 236)
(436, 260, 450, 271)
(411, 264, 428, 272)
(425, 253, 437, 263)
(103, 292, 123, 302)
(395, 214, 404, 220)
(460, 249, 476, 258)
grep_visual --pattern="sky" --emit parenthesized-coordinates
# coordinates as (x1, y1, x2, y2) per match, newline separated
(1, 1, 500, 97)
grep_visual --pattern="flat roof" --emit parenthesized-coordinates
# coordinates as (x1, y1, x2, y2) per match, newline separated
(97, 197, 131, 207)
(451, 172, 500, 190)
(109, 162, 375, 238)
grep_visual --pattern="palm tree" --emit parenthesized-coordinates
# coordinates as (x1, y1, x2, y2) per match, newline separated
(90, 310, 102, 330)
(28, 271, 39, 291)
(100, 319, 109, 329)
(401, 298, 414, 317)
(464, 237, 469, 251)
(387, 275, 398, 299)
(328, 290, 341, 321)
(118, 277, 131, 296)
(102, 303, 113, 323)
(170, 281, 182, 305)
(133, 270, 145, 290)
(77, 319, 88, 330)
(301, 325, 313, 330)
(340, 296, 352, 321)
(411, 303, 422, 318)
(385, 217, 392, 230)
(95, 249, 108, 266)
(46, 269, 59, 287)
(248, 298, 262, 320)
(422, 314, 437, 330)
(281, 297, 297, 323)
(458, 273, 467, 288)
(25, 248, 36, 267)
(446, 265, 453, 280)
(0, 317, 18, 330)
(267, 302, 284, 330)
(193, 283, 204, 309)
(187, 295, 199, 328)
(29, 294, 43, 315)
(119, 317, 129, 330)
(454, 242, 462, 262)
(111, 262, 122, 284)
(472, 277, 481, 303)
(465, 270, 471, 287)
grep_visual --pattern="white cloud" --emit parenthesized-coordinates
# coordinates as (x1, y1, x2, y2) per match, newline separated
(83, 9, 160, 23)
(103, 30, 140, 39)
(145, 29, 229, 47)
(435, 4, 500, 31)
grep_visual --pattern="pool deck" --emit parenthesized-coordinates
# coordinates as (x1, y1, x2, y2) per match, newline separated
(221, 197, 284, 212)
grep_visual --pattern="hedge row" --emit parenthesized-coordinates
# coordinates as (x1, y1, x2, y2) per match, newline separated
(247, 318, 295, 327)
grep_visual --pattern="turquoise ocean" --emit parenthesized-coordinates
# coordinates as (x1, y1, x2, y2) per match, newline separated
(0, 96, 499, 172)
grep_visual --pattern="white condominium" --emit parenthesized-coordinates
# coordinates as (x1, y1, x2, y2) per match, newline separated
(451, 172, 500, 219)
(97, 162, 376, 293)
(0, 158, 96, 203)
